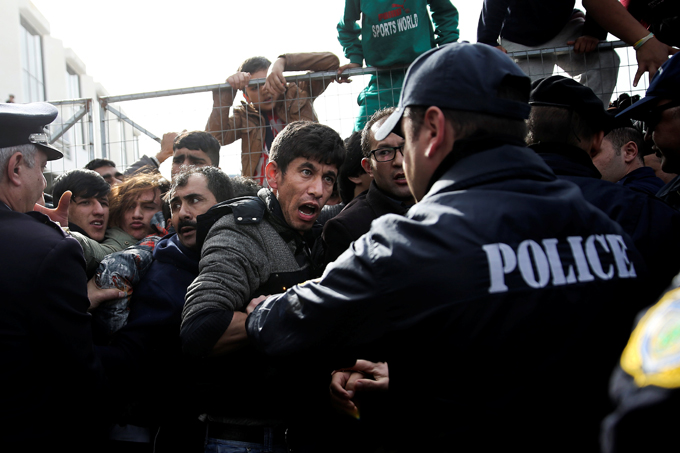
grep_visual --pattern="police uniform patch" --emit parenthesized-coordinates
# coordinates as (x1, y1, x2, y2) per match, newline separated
(621, 287, 680, 388)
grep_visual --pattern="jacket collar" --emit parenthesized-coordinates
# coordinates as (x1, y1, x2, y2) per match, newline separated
(530, 142, 602, 179)
(367, 180, 411, 216)
(425, 137, 556, 200)
(259, 188, 320, 246)
(153, 233, 200, 273)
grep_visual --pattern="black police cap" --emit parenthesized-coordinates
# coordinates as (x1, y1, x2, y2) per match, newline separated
(0, 102, 63, 161)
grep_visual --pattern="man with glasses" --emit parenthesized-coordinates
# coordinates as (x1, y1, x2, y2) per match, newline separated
(618, 53, 680, 209)
(322, 108, 414, 263)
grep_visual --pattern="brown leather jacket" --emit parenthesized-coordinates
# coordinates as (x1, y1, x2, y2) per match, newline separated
(206, 52, 340, 178)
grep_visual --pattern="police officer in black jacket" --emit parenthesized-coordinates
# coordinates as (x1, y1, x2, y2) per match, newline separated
(528, 75, 680, 301)
(246, 43, 651, 452)
(0, 103, 107, 451)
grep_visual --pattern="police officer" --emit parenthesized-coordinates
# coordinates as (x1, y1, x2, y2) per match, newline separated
(246, 43, 646, 451)
(0, 103, 108, 451)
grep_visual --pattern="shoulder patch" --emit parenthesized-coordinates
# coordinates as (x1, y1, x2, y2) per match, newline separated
(621, 287, 680, 388)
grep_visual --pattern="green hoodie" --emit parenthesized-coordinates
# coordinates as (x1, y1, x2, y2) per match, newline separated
(337, 0, 460, 68)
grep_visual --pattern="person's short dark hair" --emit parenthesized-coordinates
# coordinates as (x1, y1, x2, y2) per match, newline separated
(526, 106, 596, 149)
(85, 158, 118, 171)
(238, 56, 271, 75)
(166, 166, 235, 204)
(173, 130, 221, 167)
(52, 169, 110, 203)
(231, 176, 262, 197)
(605, 127, 645, 164)
(362, 108, 395, 158)
(339, 131, 367, 204)
(269, 121, 345, 175)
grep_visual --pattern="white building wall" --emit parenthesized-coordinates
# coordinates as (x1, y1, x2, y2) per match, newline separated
(0, 0, 140, 178)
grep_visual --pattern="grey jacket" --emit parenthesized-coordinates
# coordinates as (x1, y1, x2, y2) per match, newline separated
(182, 188, 315, 351)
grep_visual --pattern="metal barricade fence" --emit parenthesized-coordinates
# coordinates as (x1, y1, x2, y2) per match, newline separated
(47, 41, 649, 182)
(44, 98, 94, 190)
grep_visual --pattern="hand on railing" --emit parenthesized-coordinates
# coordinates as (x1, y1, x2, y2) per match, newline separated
(265, 57, 287, 95)
(336, 62, 361, 83)
(568, 35, 600, 54)
(226, 72, 253, 91)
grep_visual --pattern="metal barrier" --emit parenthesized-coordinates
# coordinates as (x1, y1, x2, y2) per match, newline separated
(44, 98, 94, 189)
(48, 40, 649, 180)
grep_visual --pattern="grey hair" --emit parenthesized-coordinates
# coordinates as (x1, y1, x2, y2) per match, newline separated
(0, 144, 39, 183)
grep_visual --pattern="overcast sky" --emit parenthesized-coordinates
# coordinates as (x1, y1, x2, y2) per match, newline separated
(31, 0, 627, 176)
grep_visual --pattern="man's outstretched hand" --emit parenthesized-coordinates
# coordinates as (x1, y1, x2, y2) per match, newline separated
(34, 190, 71, 227)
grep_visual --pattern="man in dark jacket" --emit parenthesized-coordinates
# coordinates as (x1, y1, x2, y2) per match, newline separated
(95, 166, 235, 451)
(528, 75, 680, 299)
(322, 107, 414, 263)
(246, 43, 647, 452)
(592, 125, 665, 195)
(181, 121, 345, 452)
(618, 52, 680, 209)
(0, 102, 107, 451)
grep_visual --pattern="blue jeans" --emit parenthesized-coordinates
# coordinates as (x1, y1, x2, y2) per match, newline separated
(205, 437, 288, 453)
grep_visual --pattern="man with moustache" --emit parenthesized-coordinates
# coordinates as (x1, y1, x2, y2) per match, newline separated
(322, 107, 414, 263)
(95, 166, 235, 451)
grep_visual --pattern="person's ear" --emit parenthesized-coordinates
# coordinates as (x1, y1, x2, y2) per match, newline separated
(361, 157, 374, 177)
(265, 161, 281, 191)
(590, 130, 606, 156)
(621, 140, 638, 164)
(6, 152, 24, 187)
(422, 107, 454, 165)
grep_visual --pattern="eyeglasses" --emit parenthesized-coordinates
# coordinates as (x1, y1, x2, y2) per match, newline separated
(370, 146, 404, 162)
(645, 99, 680, 132)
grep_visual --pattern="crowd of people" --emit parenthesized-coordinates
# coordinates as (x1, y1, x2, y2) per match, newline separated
(1, 1, 680, 452)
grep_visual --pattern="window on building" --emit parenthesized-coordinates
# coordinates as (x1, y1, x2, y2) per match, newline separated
(20, 19, 45, 103)
(62, 65, 84, 160)
(66, 66, 80, 99)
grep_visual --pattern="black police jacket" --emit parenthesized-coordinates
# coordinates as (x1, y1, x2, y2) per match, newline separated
(247, 139, 649, 451)
(535, 142, 680, 300)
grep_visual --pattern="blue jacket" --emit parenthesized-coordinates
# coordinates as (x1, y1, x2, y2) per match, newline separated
(247, 139, 649, 451)
(96, 234, 200, 426)
(535, 142, 680, 298)
(0, 204, 106, 450)
(617, 166, 666, 196)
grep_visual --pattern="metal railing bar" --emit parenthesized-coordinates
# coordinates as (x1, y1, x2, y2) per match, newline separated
(50, 106, 87, 143)
(104, 104, 161, 143)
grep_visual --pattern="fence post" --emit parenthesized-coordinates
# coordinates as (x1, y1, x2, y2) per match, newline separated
(99, 99, 108, 158)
